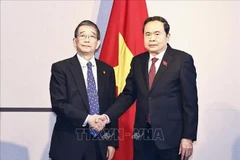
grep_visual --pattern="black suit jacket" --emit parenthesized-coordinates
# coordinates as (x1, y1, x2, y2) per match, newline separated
(106, 44, 198, 150)
(49, 55, 118, 160)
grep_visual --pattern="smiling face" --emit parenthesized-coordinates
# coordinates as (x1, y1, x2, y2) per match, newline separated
(73, 25, 100, 56)
(143, 20, 170, 55)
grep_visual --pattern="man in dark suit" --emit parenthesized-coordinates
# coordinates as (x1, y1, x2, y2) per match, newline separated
(98, 16, 198, 160)
(49, 20, 118, 160)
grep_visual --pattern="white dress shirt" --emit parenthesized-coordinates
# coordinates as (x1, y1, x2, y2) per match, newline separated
(77, 54, 98, 90)
(148, 48, 167, 73)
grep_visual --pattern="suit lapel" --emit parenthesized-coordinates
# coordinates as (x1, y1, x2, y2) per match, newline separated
(69, 55, 90, 112)
(151, 46, 174, 91)
(95, 59, 104, 103)
(142, 53, 150, 91)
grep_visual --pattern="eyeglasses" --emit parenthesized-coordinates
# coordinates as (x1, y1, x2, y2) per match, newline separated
(145, 32, 161, 39)
(77, 34, 97, 40)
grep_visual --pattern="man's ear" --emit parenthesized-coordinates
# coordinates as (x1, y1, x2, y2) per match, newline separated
(73, 38, 77, 47)
(167, 33, 170, 42)
(96, 40, 101, 50)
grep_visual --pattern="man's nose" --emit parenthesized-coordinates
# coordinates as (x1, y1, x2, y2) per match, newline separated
(149, 34, 156, 41)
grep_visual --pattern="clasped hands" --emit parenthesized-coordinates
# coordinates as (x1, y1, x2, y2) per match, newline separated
(87, 114, 108, 131)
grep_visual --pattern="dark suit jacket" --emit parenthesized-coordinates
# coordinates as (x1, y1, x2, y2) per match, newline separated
(106, 44, 198, 150)
(49, 55, 118, 160)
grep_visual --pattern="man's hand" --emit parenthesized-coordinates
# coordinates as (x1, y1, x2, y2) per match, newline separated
(96, 114, 108, 125)
(87, 115, 105, 131)
(179, 138, 193, 160)
(87, 114, 109, 131)
(106, 146, 115, 160)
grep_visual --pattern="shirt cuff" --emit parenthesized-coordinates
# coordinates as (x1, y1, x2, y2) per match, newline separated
(82, 115, 90, 127)
(102, 114, 110, 124)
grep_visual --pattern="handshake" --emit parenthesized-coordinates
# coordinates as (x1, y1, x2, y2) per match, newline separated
(87, 114, 109, 131)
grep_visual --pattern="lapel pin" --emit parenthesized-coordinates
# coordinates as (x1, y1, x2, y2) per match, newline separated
(162, 60, 168, 66)
(103, 71, 106, 74)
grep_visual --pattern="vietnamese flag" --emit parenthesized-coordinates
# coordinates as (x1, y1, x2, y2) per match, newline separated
(99, 0, 148, 159)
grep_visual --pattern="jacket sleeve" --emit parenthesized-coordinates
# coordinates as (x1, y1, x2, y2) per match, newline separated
(105, 58, 137, 122)
(50, 63, 88, 127)
(107, 68, 119, 148)
(180, 54, 198, 141)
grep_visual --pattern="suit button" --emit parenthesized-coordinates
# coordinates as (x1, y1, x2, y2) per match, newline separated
(148, 97, 152, 100)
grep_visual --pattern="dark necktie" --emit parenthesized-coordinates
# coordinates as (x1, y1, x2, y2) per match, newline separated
(87, 62, 99, 137)
(149, 58, 158, 90)
(147, 58, 158, 123)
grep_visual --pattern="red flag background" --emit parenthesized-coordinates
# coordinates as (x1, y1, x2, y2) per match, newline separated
(99, 0, 148, 159)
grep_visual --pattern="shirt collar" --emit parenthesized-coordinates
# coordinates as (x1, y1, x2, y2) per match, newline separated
(149, 47, 167, 62)
(77, 54, 96, 67)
